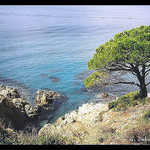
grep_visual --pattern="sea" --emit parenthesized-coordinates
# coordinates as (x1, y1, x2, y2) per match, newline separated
(0, 5, 150, 125)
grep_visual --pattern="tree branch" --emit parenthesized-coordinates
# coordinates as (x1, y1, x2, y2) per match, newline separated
(131, 72, 137, 76)
(110, 81, 140, 87)
(142, 64, 146, 78)
(130, 63, 135, 69)
(112, 63, 131, 68)
(105, 66, 132, 72)
(146, 81, 150, 86)
(145, 72, 149, 77)
(145, 68, 150, 75)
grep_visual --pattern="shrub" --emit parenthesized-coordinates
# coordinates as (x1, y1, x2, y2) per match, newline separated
(108, 91, 140, 110)
(115, 103, 128, 111)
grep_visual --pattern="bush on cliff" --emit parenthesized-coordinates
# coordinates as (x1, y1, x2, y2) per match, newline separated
(108, 91, 142, 111)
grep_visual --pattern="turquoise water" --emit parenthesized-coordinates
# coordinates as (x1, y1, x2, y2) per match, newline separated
(0, 6, 150, 122)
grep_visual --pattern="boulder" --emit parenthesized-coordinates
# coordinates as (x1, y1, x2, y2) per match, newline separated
(24, 104, 41, 119)
(35, 90, 56, 106)
(35, 89, 67, 109)
(102, 92, 109, 98)
(0, 96, 27, 129)
(0, 85, 40, 130)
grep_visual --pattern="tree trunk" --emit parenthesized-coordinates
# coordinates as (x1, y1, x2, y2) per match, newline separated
(138, 75, 147, 98)
(134, 65, 147, 98)
(139, 83, 147, 98)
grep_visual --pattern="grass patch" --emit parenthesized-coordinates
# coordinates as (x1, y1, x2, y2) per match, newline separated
(125, 123, 150, 144)
(0, 121, 69, 145)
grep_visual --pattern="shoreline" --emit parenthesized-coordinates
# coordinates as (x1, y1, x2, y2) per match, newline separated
(0, 76, 149, 130)
(1, 83, 150, 144)
(0, 82, 117, 129)
(1, 66, 149, 125)
(0, 77, 136, 118)
(0, 84, 67, 130)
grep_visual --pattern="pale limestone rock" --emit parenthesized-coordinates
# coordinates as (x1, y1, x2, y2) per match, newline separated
(38, 100, 109, 137)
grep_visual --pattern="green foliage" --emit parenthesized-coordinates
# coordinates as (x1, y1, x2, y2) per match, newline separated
(84, 71, 107, 88)
(28, 133, 62, 145)
(84, 25, 150, 88)
(0, 132, 19, 145)
(34, 132, 74, 145)
(108, 91, 141, 110)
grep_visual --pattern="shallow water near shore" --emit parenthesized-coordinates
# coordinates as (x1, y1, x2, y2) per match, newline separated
(0, 6, 150, 124)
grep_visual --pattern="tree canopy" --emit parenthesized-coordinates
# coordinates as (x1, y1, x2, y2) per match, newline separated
(84, 25, 150, 98)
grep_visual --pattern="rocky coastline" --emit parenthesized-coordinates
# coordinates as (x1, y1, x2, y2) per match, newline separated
(0, 84, 116, 131)
(0, 84, 67, 130)
(38, 93, 116, 138)
(0, 84, 150, 145)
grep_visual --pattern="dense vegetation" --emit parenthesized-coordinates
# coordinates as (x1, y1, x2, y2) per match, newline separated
(84, 25, 150, 98)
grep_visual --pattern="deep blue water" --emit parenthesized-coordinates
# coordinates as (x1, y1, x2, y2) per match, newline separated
(0, 6, 150, 123)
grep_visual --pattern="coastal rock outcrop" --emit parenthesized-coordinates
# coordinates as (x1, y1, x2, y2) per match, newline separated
(35, 90, 57, 107)
(35, 89, 67, 110)
(0, 85, 67, 130)
(0, 85, 41, 129)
